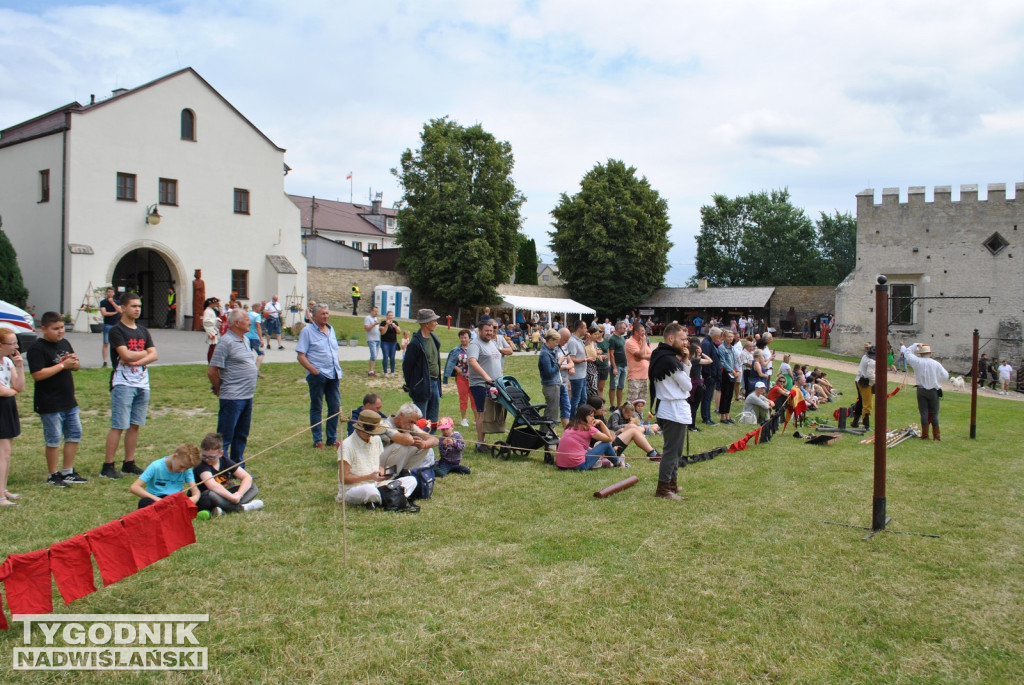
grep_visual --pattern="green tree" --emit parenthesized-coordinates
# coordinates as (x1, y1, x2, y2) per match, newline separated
(0, 226, 29, 307)
(392, 117, 525, 309)
(514, 236, 539, 285)
(816, 210, 857, 284)
(690, 189, 822, 287)
(549, 159, 672, 315)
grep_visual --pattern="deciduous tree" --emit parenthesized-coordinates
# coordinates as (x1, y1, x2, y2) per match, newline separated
(392, 117, 525, 309)
(0, 226, 28, 307)
(816, 210, 857, 284)
(690, 189, 823, 287)
(549, 160, 672, 315)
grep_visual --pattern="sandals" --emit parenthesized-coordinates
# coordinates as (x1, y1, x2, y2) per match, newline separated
(0, 497, 17, 507)
(4, 491, 20, 500)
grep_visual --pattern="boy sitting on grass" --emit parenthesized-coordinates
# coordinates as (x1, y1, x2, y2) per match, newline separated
(194, 432, 263, 516)
(129, 444, 201, 509)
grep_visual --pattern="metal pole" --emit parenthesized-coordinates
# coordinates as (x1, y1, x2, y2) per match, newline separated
(970, 328, 979, 439)
(872, 277, 889, 531)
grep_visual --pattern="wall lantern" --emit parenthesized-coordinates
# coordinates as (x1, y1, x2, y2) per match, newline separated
(145, 204, 162, 226)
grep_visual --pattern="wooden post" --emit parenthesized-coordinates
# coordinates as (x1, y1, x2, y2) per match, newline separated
(970, 329, 979, 439)
(872, 277, 889, 531)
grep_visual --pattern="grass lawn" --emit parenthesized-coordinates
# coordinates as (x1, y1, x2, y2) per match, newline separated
(1, 352, 1021, 682)
(765, 337, 861, 364)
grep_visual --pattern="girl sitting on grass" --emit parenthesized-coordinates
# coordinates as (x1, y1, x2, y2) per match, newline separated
(555, 405, 622, 470)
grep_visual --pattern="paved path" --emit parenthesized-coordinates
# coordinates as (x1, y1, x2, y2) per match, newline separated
(64, 329, 540, 367)
(787, 352, 1022, 403)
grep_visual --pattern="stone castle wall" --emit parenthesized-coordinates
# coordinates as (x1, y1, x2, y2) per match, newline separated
(832, 183, 1023, 370)
(770, 286, 836, 331)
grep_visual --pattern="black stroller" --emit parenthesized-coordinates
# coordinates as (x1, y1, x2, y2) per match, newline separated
(488, 375, 560, 464)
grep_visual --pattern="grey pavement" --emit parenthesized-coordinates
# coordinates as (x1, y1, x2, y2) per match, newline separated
(65, 328, 542, 369)
(64, 328, 374, 368)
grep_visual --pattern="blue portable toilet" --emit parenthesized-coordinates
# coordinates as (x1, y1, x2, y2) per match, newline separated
(374, 285, 412, 320)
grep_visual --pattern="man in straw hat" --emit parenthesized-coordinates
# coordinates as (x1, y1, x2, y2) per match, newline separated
(900, 340, 950, 440)
(336, 410, 417, 508)
(402, 309, 443, 426)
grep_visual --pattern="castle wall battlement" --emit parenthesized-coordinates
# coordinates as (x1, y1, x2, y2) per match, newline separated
(856, 182, 1024, 209)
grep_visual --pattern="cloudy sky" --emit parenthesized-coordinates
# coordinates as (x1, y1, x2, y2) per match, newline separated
(3, 0, 1024, 285)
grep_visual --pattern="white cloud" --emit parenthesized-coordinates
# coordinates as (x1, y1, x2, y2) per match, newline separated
(4, 0, 1024, 285)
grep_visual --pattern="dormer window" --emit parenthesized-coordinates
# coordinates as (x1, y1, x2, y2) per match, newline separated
(181, 109, 196, 141)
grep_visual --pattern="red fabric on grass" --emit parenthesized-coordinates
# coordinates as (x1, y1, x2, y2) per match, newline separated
(120, 505, 170, 570)
(86, 520, 138, 587)
(0, 549, 54, 616)
(0, 588, 7, 630)
(49, 535, 97, 605)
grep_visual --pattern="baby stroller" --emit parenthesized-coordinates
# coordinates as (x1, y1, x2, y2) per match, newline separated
(488, 375, 560, 464)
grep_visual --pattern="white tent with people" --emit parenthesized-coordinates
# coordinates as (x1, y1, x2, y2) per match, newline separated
(497, 293, 596, 327)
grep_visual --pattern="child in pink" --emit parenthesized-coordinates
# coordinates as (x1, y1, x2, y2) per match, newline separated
(555, 405, 621, 470)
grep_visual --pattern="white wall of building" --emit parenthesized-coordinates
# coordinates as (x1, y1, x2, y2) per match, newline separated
(0, 69, 306, 325)
(0, 133, 65, 312)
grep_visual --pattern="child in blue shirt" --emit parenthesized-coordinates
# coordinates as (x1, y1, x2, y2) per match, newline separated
(129, 444, 201, 508)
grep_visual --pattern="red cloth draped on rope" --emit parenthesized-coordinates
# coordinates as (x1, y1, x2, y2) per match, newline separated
(727, 427, 763, 453)
(152, 492, 198, 551)
(0, 549, 53, 616)
(86, 519, 139, 587)
(49, 534, 97, 605)
(121, 505, 172, 570)
(0, 492, 200, 629)
(782, 387, 807, 434)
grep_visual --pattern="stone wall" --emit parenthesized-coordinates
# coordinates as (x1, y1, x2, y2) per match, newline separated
(308, 267, 410, 313)
(770, 286, 836, 331)
(832, 184, 1024, 370)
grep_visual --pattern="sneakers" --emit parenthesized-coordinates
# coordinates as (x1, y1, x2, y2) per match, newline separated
(474, 444, 491, 454)
(121, 461, 143, 475)
(62, 471, 89, 484)
(460, 418, 469, 427)
(313, 441, 325, 449)
(47, 472, 70, 488)
(99, 463, 125, 479)
(241, 499, 264, 513)
(211, 507, 224, 517)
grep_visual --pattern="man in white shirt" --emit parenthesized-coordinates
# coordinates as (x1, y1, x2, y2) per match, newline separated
(997, 360, 1014, 395)
(364, 306, 381, 377)
(900, 341, 950, 441)
(263, 295, 284, 350)
(337, 410, 417, 511)
(649, 322, 691, 501)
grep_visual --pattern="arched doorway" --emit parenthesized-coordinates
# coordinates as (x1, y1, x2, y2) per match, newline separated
(111, 248, 176, 329)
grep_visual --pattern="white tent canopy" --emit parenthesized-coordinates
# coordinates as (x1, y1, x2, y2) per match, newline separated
(497, 293, 595, 326)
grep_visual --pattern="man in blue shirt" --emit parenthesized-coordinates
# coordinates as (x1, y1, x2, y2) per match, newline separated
(296, 303, 342, 448)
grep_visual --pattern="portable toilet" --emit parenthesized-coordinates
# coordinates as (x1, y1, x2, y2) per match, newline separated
(374, 285, 412, 320)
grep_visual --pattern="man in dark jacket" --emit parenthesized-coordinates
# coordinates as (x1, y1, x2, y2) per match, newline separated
(402, 309, 442, 428)
(699, 327, 722, 425)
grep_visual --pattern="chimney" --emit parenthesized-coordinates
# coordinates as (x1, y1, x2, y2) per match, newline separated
(90, 94, 95, 105)
(698, 278, 708, 291)
(112, 88, 128, 97)
(371, 191, 382, 215)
